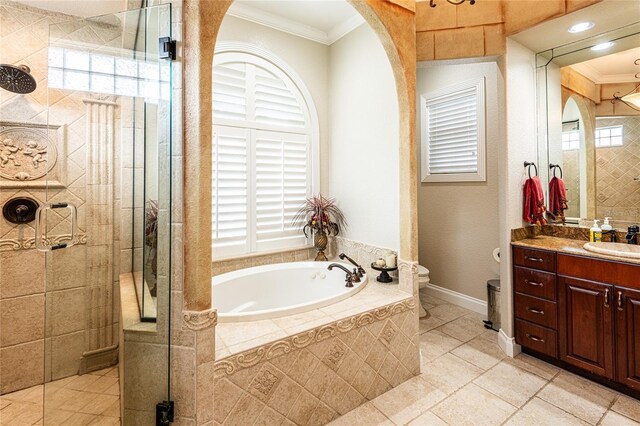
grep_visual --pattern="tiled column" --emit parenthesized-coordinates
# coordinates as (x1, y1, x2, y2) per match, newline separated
(83, 97, 118, 367)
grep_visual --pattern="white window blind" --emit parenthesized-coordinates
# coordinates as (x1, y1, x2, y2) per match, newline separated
(255, 131, 308, 251)
(420, 77, 486, 182)
(212, 51, 314, 258)
(212, 126, 249, 256)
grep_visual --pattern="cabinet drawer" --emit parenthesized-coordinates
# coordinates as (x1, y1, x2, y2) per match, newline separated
(514, 267, 556, 300)
(515, 293, 557, 329)
(516, 319, 557, 358)
(513, 247, 556, 272)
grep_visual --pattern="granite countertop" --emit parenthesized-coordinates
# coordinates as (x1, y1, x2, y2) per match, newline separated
(512, 235, 640, 266)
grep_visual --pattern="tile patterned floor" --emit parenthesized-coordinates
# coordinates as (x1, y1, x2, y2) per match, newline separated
(330, 294, 640, 426)
(0, 366, 120, 425)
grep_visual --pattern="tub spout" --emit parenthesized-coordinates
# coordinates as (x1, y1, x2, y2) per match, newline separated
(327, 263, 357, 287)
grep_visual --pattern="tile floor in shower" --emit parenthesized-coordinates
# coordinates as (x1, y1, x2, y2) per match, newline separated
(0, 366, 120, 425)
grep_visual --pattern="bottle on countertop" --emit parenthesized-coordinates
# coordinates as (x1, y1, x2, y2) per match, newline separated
(590, 219, 602, 242)
(602, 217, 613, 232)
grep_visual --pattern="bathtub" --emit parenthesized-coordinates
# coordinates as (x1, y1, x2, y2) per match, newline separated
(213, 261, 367, 322)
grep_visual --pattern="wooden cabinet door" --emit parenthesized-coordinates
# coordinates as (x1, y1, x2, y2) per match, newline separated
(558, 276, 614, 379)
(616, 286, 640, 391)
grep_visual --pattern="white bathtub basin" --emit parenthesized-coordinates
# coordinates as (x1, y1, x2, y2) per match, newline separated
(583, 242, 640, 259)
(212, 261, 368, 322)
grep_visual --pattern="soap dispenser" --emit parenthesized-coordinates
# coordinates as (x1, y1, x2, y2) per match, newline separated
(602, 217, 613, 232)
(590, 219, 602, 242)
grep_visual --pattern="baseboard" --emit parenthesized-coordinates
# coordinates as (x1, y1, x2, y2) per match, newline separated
(80, 344, 119, 374)
(423, 283, 487, 315)
(498, 328, 521, 357)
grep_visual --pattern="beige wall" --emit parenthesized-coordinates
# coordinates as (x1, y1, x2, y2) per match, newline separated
(416, 60, 501, 302)
(328, 24, 400, 250)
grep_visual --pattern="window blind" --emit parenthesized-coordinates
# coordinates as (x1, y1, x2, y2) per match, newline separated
(255, 130, 308, 249)
(426, 88, 479, 175)
(212, 125, 249, 254)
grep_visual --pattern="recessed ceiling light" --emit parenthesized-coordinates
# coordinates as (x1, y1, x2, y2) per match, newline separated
(591, 42, 614, 51)
(568, 22, 594, 33)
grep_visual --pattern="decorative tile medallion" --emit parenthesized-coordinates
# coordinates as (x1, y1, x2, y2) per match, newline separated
(249, 364, 283, 402)
(379, 320, 398, 347)
(323, 341, 347, 371)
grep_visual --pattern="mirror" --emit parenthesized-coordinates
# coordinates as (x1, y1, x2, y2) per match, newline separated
(537, 20, 640, 228)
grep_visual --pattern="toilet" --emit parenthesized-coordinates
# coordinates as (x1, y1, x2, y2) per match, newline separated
(417, 264, 430, 318)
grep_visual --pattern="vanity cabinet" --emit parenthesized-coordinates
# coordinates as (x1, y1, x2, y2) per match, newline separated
(616, 286, 640, 391)
(557, 276, 614, 379)
(512, 245, 640, 397)
(513, 247, 558, 358)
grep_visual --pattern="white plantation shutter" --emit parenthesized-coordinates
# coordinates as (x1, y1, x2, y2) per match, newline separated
(212, 62, 247, 121)
(421, 77, 486, 182)
(254, 67, 306, 129)
(255, 131, 308, 250)
(212, 50, 314, 257)
(212, 126, 250, 256)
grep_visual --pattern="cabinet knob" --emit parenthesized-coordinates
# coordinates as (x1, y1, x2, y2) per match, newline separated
(525, 280, 543, 287)
(525, 256, 544, 263)
(604, 288, 610, 308)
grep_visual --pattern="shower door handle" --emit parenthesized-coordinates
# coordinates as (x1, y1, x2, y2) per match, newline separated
(34, 202, 78, 251)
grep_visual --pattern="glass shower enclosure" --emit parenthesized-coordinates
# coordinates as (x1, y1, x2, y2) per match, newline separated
(40, 4, 172, 424)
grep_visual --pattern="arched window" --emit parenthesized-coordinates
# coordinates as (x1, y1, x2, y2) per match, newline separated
(212, 44, 318, 257)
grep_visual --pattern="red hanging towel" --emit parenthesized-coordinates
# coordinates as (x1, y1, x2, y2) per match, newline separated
(548, 176, 568, 223)
(523, 176, 547, 226)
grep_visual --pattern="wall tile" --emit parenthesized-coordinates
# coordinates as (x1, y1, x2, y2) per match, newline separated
(0, 340, 44, 393)
(0, 294, 45, 346)
(434, 26, 484, 60)
(0, 249, 45, 298)
(503, 0, 564, 36)
(416, 0, 456, 31)
(456, 0, 503, 27)
(416, 31, 435, 61)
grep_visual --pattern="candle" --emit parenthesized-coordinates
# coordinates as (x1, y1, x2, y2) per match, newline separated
(376, 258, 386, 267)
(385, 252, 397, 268)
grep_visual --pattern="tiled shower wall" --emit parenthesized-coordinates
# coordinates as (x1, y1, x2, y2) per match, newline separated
(0, 1, 126, 394)
(595, 116, 640, 223)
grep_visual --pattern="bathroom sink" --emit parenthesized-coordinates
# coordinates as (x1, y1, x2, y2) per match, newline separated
(583, 242, 640, 259)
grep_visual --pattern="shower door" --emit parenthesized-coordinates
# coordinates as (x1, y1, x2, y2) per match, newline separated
(41, 4, 173, 424)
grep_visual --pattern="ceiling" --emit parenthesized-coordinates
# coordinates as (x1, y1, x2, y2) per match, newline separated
(571, 47, 640, 84)
(510, 0, 640, 54)
(227, 0, 364, 45)
(14, 0, 127, 17)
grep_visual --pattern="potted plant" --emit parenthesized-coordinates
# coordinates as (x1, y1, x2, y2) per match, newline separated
(293, 194, 347, 261)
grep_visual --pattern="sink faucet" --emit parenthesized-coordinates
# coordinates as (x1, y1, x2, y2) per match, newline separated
(602, 230, 618, 243)
(327, 263, 359, 287)
(626, 225, 639, 245)
(338, 253, 365, 278)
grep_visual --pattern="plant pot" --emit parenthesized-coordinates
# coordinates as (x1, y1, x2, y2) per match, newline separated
(314, 232, 328, 261)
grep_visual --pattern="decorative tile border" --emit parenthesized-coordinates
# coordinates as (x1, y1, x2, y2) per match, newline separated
(213, 297, 415, 378)
(0, 233, 87, 252)
(183, 308, 218, 331)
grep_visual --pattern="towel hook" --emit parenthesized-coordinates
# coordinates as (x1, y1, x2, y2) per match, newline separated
(549, 163, 563, 179)
(524, 161, 538, 179)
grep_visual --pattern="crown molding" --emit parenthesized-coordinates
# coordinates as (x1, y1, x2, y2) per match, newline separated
(571, 63, 639, 85)
(226, 2, 363, 46)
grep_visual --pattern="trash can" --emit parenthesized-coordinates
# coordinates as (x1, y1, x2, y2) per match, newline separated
(483, 279, 501, 331)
